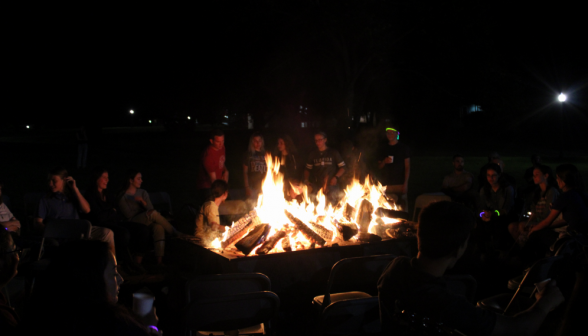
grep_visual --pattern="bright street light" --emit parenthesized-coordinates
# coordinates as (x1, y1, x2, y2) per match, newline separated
(130, 110, 134, 114)
(558, 93, 567, 102)
(187, 116, 191, 120)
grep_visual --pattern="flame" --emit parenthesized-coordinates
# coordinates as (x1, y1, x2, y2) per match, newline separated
(210, 237, 222, 249)
(220, 153, 404, 254)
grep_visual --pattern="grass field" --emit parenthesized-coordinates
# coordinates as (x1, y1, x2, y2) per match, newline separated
(2, 126, 587, 226)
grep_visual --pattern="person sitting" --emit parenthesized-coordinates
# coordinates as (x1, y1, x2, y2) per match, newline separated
(441, 154, 477, 209)
(508, 165, 559, 246)
(22, 240, 155, 336)
(529, 164, 588, 240)
(84, 168, 150, 275)
(0, 229, 20, 335)
(478, 163, 516, 247)
(378, 201, 565, 336)
(35, 167, 115, 252)
(243, 132, 268, 202)
(194, 179, 228, 247)
(0, 183, 20, 233)
(118, 170, 183, 265)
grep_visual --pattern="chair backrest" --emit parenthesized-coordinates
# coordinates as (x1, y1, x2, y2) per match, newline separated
(38, 219, 92, 260)
(412, 193, 451, 221)
(321, 297, 381, 335)
(186, 273, 271, 304)
(323, 254, 396, 308)
(185, 291, 280, 332)
(148, 191, 173, 215)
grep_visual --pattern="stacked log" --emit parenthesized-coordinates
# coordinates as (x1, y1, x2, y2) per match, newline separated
(308, 222, 333, 242)
(221, 210, 260, 249)
(256, 230, 287, 255)
(284, 210, 326, 246)
(356, 199, 374, 234)
(235, 224, 270, 255)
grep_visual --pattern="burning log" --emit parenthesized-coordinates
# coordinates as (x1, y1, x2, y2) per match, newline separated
(284, 210, 326, 246)
(221, 210, 260, 249)
(308, 222, 333, 242)
(356, 199, 373, 234)
(256, 230, 287, 255)
(235, 224, 270, 255)
(376, 208, 410, 221)
(343, 203, 356, 222)
(334, 220, 358, 241)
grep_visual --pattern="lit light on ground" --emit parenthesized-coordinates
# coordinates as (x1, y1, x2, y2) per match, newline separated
(149, 120, 152, 123)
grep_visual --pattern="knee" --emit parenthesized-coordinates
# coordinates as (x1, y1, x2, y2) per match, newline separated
(153, 224, 165, 238)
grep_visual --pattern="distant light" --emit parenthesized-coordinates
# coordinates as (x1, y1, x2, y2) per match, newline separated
(224, 115, 228, 119)
(558, 93, 567, 102)
(130, 110, 134, 114)
(148, 120, 152, 124)
(187, 116, 191, 120)
(26, 125, 30, 129)
(348, 127, 350, 129)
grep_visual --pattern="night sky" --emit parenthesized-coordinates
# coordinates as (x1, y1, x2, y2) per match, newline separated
(5, 1, 587, 146)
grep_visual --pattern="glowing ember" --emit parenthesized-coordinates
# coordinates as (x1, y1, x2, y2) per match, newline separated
(218, 154, 405, 255)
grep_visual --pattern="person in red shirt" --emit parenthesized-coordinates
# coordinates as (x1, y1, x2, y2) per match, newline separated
(196, 129, 229, 206)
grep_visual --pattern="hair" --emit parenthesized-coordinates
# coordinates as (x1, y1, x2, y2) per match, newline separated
(452, 154, 463, 161)
(210, 179, 229, 200)
(417, 201, 475, 259)
(532, 165, 557, 204)
(277, 134, 297, 154)
(47, 166, 73, 199)
(315, 131, 327, 139)
(122, 169, 140, 191)
(556, 164, 584, 191)
(248, 132, 265, 154)
(210, 128, 224, 140)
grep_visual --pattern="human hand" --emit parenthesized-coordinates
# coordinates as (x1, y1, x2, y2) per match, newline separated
(535, 280, 564, 312)
(481, 211, 492, 222)
(64, 176, 77, 190)
(330, 177, 338, 186)
(135, 196, 146, 206)
(384, 157, 393, 164)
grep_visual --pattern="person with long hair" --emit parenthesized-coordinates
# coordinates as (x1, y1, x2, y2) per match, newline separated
(530, 164, 588, 237)
(84, 168, 150, 275)
(276, 134, 298, 181)
(23, 240, 154, 335)
(508, 165, 559, 244)
(243, 132, 268, 200)
(118, 170, 183, 265)
(478, 163, 515, 248)
(36, 167, 115, 251)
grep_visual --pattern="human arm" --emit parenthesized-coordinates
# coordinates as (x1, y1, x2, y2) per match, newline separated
(205, 203, 223, 232)
(378, 156, 393, 169)
(329, 167, 345, 186)
(490, 280, 564, 336)
(529, 209, 562, 234)
(64, 176, 90, 214)
(222, 169, 229, 182)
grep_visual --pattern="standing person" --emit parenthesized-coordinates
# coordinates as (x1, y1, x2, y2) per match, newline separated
(118, 170, 184, 266)
(194, 179, 228, 247)
(243, 132, 268, 201)
(378, 201, 565, 336)
(84, 168, 150, 275)
(304, 131, 345, 205)
(0, 183, 20, 233)
(35, 167, 115, 252)
(441, 154, 477, 210)
(276, 134, 298, 181)
(0, 229, 20, 335)
(196, 129, 228, 207)
(377, 126, 410, 211)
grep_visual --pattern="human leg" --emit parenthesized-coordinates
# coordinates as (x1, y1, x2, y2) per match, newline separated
(90, 226, 115, 254)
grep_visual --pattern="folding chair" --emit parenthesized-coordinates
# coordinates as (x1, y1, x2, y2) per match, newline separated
(148, 191, 173, 217)
(412, 193, 451, 221)
(182, 273, 276, 336)
(38, 219, 92, 260)
(320, 297, 381, 335)
(313, 254, 396, 311)
(477, 256, 565, 315)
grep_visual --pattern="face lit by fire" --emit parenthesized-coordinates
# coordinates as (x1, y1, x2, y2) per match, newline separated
(49, 175, 65, 193)
(252, 136, 263, 152)
(314, 135, 327, 151)
(486, 168, 500, 187)
(453, 157, 464, 172)
(277, 138, 286, 153)
(97, 172, 109, 191)
(210, 135, 225, 151)
(532, 168, 547, 185)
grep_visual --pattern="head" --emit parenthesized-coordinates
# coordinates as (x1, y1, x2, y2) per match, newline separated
(210, 179, 229, 201)
(556, 164, 583, 191)
(452, 154, 464, 172)
(277, 134, 296, 154)
(314, 131, 328, 151)
(38, 240, 122, 304)
(248, 132, 265, 153)
(417, 201, 475, 265)
(486, 163, 502, 187)
(123, 169, 142, 191)
(385, 127, 399, 143)
(533, 165, 556, 187)
(0, 229, 19, 287)
(209, 129, 225, 151)
(92, 167, 109, 193)
(531, 154, 541, 166)
(47, 167, 69, 194)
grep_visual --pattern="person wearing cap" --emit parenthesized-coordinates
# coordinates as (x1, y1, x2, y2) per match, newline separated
(378, 201, 565, 336)
(377, 127, 410, 211)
